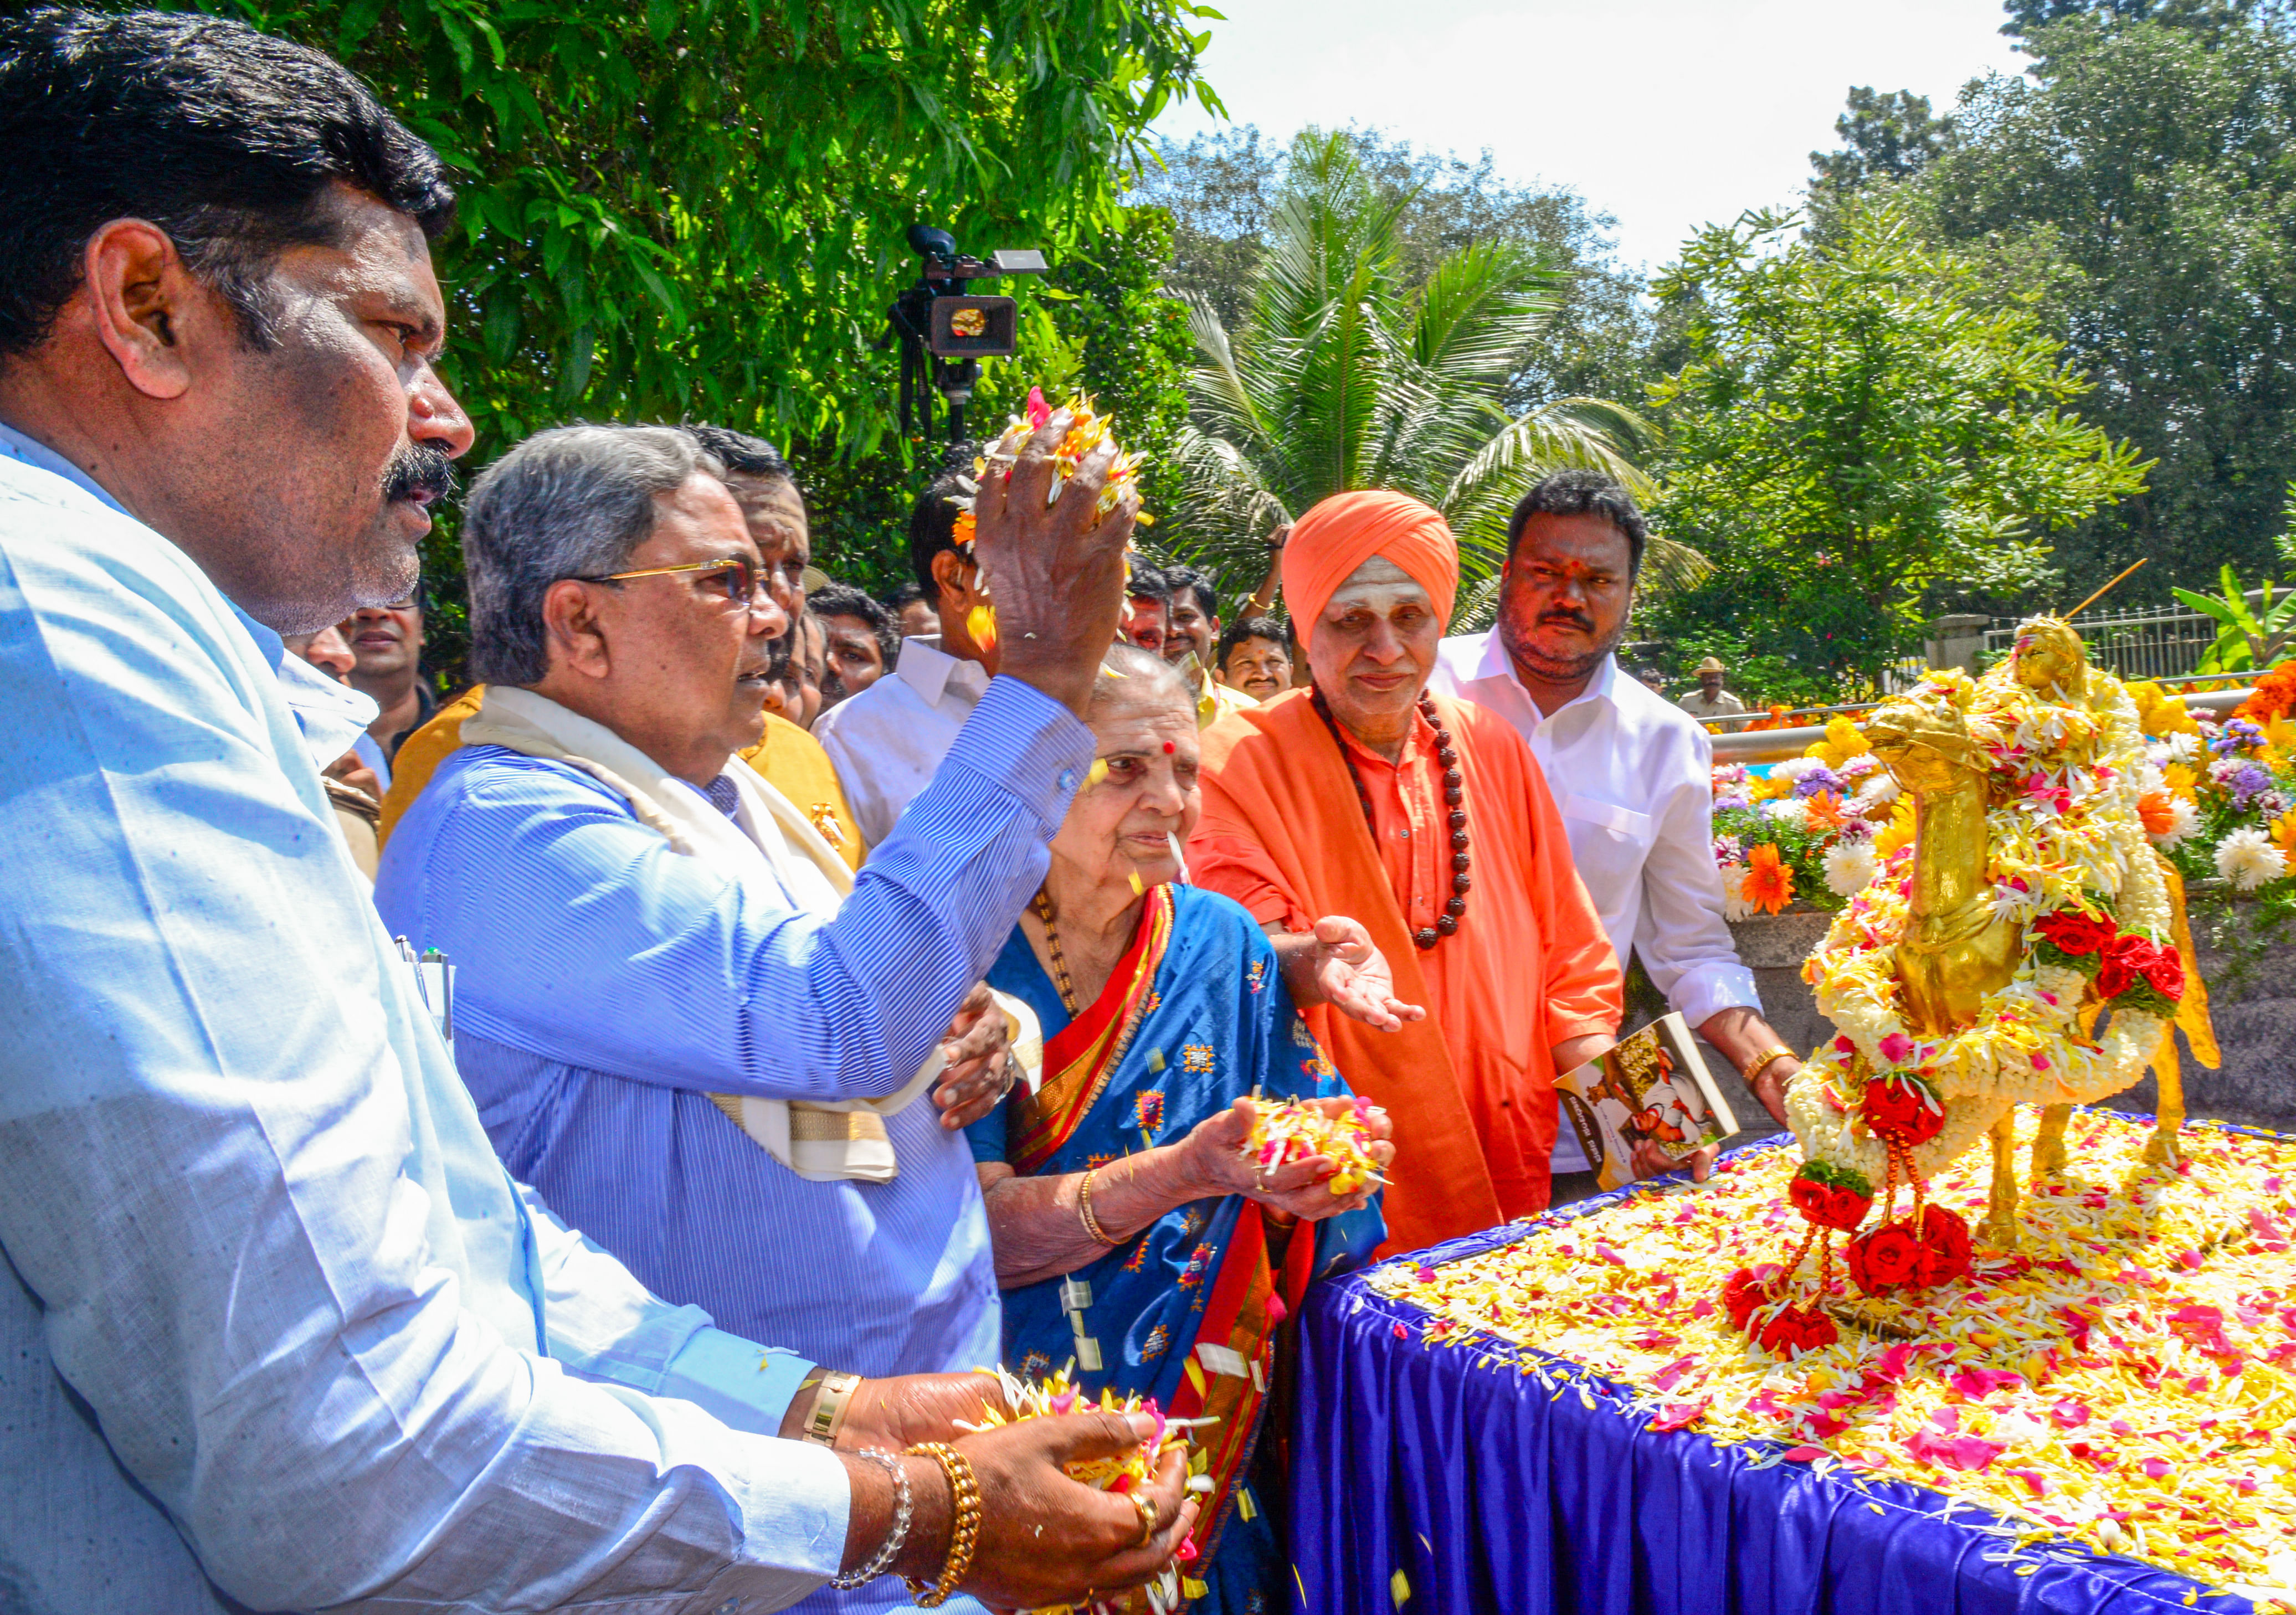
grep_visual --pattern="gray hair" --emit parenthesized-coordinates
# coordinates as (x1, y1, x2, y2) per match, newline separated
(1090, 641, 1196, 722)
(464, 424, 723, 686)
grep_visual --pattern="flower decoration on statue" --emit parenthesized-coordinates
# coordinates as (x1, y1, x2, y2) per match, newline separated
(1724, 619, 2198, 1350)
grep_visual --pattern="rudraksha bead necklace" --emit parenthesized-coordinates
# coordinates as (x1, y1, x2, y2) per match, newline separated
(1311, 686, 1470, 949)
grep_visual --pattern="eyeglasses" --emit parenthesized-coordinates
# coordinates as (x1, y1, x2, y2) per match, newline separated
(573, 557, 770, 610)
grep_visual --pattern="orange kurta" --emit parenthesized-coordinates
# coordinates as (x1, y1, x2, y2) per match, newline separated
(376, 685, 865, 871)
(1191, 687, 1621, 1256)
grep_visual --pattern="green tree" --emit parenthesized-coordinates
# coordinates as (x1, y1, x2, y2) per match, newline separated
(1852, 13, 2296, 602)
(1807, 88, 1953, 232)
(1645, 204, 2150, 696)
(1135, 125, 1657, 417)
(129, 0, 1215, 670)
(1168, 132, 1667, 610)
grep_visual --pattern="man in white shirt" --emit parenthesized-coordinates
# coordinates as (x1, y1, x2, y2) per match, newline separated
(813, 455, 998, 844)
(1430, 472, 1801, 1199)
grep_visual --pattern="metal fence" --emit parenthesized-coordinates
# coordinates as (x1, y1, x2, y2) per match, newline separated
(1981, 598, 2251, 682)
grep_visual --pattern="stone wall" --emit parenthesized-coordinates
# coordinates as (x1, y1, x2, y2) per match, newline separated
(1722, 909, 2296, 1139)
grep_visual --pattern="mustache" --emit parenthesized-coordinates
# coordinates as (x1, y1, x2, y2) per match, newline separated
(383, 442, 458, 507)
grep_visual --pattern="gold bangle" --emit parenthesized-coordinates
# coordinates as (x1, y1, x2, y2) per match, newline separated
(1740, 1044, 1798, 1083)
(1077, 1166, 1121, 1247)
(803, 1369, 862, 1447)
(904, 1441, 982, 1608)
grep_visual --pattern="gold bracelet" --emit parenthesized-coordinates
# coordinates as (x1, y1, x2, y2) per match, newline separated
(1740, 1043, 1798, 1084)
(802, 1369, 862, 1447)
(903, 1441, 982, 1607)
(1077, 1166, 1121, 1247)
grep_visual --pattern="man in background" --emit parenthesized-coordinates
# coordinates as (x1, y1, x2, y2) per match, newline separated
(1430, 472, 1799, 1203)
(887, 579, 938, 639)
(813, 455, 997, 845)
(1120, 564, 1171, 654)
(1679, 654, 1750, 731)
(338, 583, 430, 789)
(811, 579, 899, 704)
(1161, 562, 1254, 727)
(1216, 614, 1295, 704)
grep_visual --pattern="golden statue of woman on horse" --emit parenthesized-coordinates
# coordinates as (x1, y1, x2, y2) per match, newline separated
(1774, 618, 2218, 1282)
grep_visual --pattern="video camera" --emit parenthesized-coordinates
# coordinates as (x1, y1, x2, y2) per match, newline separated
(888, 224, 1048, 443)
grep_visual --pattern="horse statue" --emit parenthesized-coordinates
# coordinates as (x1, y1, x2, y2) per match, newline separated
(1798, 620, 2215, 1250)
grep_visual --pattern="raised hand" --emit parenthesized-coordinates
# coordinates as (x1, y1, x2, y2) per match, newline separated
(970, 406, 1139, 718)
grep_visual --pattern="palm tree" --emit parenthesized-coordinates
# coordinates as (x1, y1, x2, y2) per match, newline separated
(1165, 132, 1699, 621)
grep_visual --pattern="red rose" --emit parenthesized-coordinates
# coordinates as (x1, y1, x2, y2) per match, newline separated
(1723, 1267, 1778, 1331)
(1912, 1205, 1973, 1288)
(1847, 1223, 1926, 1295)
(1754, 1303, 1840, 1356)
(1824, 1186, 1874, 1230)
(2034, 910, 2114, 957)
(2143, 947, 2185, 1001)
(1788, 1172, 1873, 1233)
(1862, 1073, 1944, 1147)
(2098, 933, 2159, 1000)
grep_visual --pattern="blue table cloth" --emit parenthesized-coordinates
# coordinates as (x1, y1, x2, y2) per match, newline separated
(1289, 1136, 2238, 1615)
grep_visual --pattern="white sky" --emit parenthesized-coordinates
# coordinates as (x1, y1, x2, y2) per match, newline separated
(1152, 0, 2030, 271)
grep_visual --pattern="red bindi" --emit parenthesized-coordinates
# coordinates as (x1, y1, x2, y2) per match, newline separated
(1163, 740, 1176, 754)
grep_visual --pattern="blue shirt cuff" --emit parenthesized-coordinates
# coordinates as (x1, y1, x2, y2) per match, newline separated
(954, 676, 1097, 830)
(658, 1328, 816, 1437)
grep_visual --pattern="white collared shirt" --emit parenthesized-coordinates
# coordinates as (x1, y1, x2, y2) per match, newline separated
(1431, 635, 1760, 1168)
(813, 632, 994, 845)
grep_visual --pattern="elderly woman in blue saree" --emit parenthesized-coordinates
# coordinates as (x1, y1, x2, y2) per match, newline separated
(967, 646, 1405, 1614)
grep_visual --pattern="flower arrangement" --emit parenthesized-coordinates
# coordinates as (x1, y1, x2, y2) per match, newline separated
(1241, 1095, 1385, 1195)
(2132, 666, 2296, 922)
(1713, 718, 1912, 918)
(1373, 1113, 2296, 1604)
(962, 1365, 1211, 1615)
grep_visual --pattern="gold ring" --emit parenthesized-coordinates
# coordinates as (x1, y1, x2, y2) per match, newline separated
(1128, 1488, 1158, 1547)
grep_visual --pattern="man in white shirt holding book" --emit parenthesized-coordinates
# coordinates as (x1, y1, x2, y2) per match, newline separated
(1429, 472, 1802, 1201)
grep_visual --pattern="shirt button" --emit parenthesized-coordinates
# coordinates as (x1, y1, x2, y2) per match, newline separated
(1058, 768, 1078, 791)
(715, 1601, 743, 1614)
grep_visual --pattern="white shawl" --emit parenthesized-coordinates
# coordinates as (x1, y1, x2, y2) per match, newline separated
(463, 685, 1038, 1181)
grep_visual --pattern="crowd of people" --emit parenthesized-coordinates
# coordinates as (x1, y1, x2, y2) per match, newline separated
(0, 9, 1810, 1614)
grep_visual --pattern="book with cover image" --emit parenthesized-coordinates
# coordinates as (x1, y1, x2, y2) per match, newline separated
(1554, 1011, 1741, 1193)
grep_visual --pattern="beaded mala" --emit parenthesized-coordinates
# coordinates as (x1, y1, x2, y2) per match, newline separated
(1310, 687, 1470, 949)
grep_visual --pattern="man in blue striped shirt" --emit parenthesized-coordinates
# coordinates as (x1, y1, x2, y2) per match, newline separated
(376, 419, 1158, 1609)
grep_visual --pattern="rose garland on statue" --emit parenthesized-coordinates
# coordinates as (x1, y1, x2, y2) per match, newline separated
(1727, 624, 2188, 1350)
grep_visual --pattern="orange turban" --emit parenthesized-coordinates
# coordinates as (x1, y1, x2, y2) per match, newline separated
(1281, 490, 1460, 653)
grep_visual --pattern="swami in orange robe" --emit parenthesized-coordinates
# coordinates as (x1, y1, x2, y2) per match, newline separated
(1191, 491, 1622, 1256)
